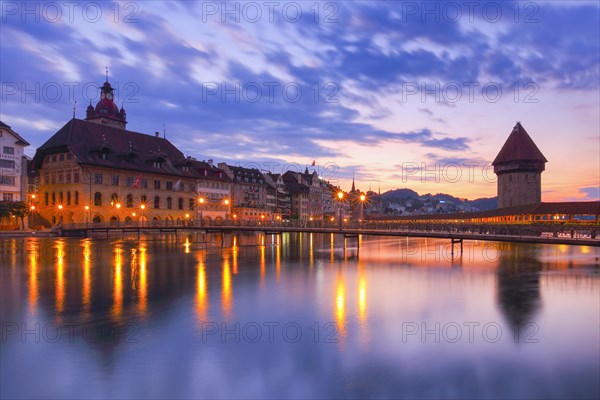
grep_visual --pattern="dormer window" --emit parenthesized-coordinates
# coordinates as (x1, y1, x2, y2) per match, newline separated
(153, 161, 162, 168)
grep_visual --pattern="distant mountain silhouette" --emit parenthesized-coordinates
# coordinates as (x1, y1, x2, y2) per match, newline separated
(379, 188, 497, 211)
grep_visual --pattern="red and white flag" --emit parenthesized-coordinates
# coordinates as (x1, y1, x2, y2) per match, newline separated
(311, 160, 316, 166)
(133, 174, 142, 188)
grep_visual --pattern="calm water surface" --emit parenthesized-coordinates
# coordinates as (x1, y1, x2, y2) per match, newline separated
(1, 233, 599, 399)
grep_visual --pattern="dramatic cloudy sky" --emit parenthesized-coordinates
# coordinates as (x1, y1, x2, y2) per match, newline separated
(1, 1, 598, 200)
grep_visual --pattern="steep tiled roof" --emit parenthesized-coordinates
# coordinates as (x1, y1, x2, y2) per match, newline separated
(0, 120, 30, 145)
(493, 122, 547, 165)
(32, 119, 235, 182)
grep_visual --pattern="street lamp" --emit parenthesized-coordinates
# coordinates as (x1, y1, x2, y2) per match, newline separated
(337, 191, 344, 230)
(84, 205, 90, 225)
(140, 204, 146, 227)
(223, 198, 230, 221)
(57, 204, 64, 225)
(359, 193, 366, 223)
(198, 197, 205, 227)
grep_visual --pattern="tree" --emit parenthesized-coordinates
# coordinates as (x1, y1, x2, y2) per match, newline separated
(10, 201, 28, 230)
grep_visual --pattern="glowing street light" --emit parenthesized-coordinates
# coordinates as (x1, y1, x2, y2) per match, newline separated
(359, 193, 367, 223)
(336, 191, 344, 230)
(198, 197, 205, 226)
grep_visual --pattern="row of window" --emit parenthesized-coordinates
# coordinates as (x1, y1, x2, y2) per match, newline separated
(44, 170, 80, 185)
(44, 153, 73, 163)
(44, 191, 80, 206)
(0, 159, 15, 169)
(0, 176, 16, 185)
(93, 193, 196, 210)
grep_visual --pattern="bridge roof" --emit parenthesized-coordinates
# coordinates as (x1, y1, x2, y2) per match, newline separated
(493, 122, 547, 165)
(367, 201, 600, 221)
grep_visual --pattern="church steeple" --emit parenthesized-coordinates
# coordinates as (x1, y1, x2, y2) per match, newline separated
(85, 74, 127, 130)
(351, 172, 356, 192)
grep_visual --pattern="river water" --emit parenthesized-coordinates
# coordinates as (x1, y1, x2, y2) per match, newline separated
(1, 233, 598, 399)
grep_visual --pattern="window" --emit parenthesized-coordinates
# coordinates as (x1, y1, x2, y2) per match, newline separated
(141, 195, 147, 205)
(94, 173, 103, 184)
(67, 153, 73, 160)
(74, 191, 79, 205)
(66, 192, 71, 205)
(126, 194, 133, 208)
(52, 155, 57, 162)
(51, 173, 56, 184)
(65, 171, 72, 184)
(94, 192, 102, 206)
(189, 199, 194, 210)
(59, 154, 64, 161)
(153, 161, 162, 168)
(153, 196, 160, 209)
(126, 177, 134, 187)
(111, 175, 119, 186)
(3, 193, 13, 201)
(141, 179, 148, 189)
(154, 180, 161, 190)
(178, 197, 184, 210)
(101, 152, 108, 160)
(0, 176, 15, 185)
(57, 172, 63, 183)
(111, 193, 118, 203)
(44, 192, 49, 206)
(3, 146, 14, 155)
(166, 181, 173, 190)
(51, 192, 56, 205)
(43, 173, 49, 185)
(73, 171, 80, 183)
(0, 159, 15, 169)
(59, 192, 63, 204)
(167, 197, 172, 209)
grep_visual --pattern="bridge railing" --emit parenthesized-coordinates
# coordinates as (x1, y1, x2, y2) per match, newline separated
(59, 220, 598, 239)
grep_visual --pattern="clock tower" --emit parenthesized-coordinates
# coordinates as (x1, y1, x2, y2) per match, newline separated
(85, 79, 127, 129)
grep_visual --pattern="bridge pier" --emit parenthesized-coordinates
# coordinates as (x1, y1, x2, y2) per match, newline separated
(451, 238, 463, 257)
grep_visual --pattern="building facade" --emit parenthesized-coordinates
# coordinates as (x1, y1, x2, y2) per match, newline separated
(31, 80, 232, 225)
(493, 122, 547, 208)
(0, 121, 30, 202)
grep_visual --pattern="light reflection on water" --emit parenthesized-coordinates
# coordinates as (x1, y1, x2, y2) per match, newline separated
(1, 233, 599, 399)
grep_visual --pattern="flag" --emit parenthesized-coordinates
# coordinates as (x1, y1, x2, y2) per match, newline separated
(133, 174, 142, 188)
(311, 160, 316, 166)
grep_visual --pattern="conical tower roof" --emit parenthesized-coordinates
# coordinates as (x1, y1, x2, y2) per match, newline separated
(493, 122, 547, 165)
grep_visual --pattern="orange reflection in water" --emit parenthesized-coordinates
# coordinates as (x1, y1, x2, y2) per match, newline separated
(111, 245, 123, 320)
(222, 258, 232, 318)
(82, 241, 92, 312)
(335, 270, 346, 336)
(196, 260, 208, 321)
(232, 237, 239, 275)
(28, 242, 38, 316)
(260, 245, 266, 284)
(138, 245, 148, 317)
(358, 266, 367, 324)
(55, 240, 65, 313)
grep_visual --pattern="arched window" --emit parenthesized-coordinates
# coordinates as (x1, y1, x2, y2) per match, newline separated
(126, 194, 133, 208)
(66, 191, 71, 205)
(189, 198, 194, 210)
(74, 191, 79, 205)
(94, 192, 102, 206)
(154, 196, 160, 209)
(178, 197, 184, 210)
(51, 192, 56, 205)
(167, 197, 172, 209)
(59, 192, 63, 204)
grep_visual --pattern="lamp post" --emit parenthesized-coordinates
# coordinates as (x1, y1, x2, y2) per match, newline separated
(140, 204, 146, 227)
(223, 198, 230, 222)
(198, 197, 205, 227)
(359, 193, 366, 224)
(84, 205, 90, 225)
(57, 204, 64, 225)
(337, 191, 344, 231)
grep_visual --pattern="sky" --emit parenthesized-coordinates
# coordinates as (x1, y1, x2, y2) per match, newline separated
(1, 0, 599, 201)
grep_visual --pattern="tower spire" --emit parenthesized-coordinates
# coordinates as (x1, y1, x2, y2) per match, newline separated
(351, 172, 355, 192)
(72, 100, 77, 119)
(105, 66, 109, 82)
